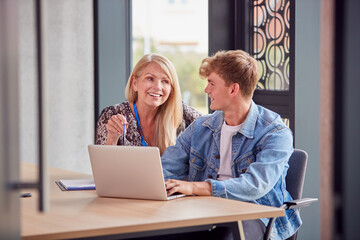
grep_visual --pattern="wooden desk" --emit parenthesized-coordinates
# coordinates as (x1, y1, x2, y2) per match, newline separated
(21, 162, 284, 240)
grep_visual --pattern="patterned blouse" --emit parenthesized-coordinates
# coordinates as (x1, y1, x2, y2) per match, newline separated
(95, 102, 201, 146)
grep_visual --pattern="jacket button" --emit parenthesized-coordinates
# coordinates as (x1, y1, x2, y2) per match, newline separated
(208, 175, 213, 179)
(215, 155, 220, 159)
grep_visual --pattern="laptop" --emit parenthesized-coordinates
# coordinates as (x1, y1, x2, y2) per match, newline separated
(88, 145, 185, 201)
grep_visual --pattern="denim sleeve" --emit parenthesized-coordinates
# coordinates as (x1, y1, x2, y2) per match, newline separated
(207, 127, 293, 201)
(161, 123, 194, 180)
(205, 179, 227, 198)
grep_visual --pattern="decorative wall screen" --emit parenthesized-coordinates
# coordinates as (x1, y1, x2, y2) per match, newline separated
(251, 0, 291, 91)
(250, 0, 295, 131)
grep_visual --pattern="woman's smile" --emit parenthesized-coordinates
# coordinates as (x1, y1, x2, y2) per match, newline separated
(148, 92, 163, 97)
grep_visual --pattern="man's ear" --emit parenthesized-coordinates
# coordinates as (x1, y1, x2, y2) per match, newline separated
(230, 83, 240, 96)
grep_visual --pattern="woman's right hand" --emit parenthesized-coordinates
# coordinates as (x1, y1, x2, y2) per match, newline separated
(105, 114, 128, 145)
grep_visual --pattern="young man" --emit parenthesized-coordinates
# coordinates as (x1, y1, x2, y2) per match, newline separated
(162, 50, 301, 239)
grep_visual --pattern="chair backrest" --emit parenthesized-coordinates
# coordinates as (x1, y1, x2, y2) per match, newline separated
(286, 149, 308, 200)
(265, 149, 308, 240)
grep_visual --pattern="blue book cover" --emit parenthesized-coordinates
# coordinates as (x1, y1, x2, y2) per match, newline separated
(56, 179, 96, 191)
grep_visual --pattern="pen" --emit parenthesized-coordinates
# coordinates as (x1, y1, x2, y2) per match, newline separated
(123, 116, 126, 145)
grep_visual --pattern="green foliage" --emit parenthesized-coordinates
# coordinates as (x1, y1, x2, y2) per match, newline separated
(165, 51, 207, 107)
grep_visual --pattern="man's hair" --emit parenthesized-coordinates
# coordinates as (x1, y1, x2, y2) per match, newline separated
(199, 50, 258, 99)
(125, 53, 182, 154)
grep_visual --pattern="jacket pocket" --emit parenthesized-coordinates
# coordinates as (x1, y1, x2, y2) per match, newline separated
(188, 150, 207, 181)
(189, 153, 206, 171)
(235, 153, 255, 174)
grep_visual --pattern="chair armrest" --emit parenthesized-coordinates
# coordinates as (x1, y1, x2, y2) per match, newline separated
(284, 197, 318, 210)
(264, 198, 318, 240)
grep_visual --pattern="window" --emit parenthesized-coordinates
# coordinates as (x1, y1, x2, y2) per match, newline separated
(132, 0, 209, 114)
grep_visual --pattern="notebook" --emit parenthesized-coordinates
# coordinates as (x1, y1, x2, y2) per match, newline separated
(88, 145, 186, 201)
(56, 179, 95, 191)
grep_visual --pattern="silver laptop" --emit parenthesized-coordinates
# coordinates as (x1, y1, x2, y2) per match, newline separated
(88, 145, 185, 201)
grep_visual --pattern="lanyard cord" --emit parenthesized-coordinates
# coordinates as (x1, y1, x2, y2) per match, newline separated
(133, 102, 148, 146)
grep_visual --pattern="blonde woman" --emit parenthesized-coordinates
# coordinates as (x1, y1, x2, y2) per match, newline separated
(95, 53, 201, 154)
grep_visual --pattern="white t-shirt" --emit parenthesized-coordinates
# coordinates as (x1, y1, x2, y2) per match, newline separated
(218, 121, 243, 180)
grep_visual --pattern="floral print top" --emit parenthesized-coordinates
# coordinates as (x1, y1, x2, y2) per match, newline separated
(95, 101, 201, 146)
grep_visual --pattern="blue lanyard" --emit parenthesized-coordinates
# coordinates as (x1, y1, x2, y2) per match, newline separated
(133, 102, 147, 146)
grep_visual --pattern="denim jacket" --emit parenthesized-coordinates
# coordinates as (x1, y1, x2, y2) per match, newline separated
(162, 101, 302, 239)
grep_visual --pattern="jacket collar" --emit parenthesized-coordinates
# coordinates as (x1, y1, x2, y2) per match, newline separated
(203, 100, 258, 139)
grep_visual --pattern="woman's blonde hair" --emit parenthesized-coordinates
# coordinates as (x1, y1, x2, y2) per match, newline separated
(125, 53, 183, 154)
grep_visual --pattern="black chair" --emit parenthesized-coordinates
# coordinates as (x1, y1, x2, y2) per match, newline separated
(264, 149, 318, 240)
